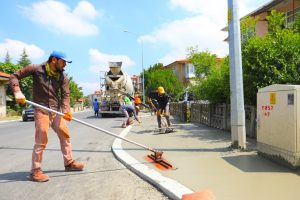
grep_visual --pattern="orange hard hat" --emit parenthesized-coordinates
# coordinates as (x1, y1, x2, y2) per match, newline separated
(134, 96, 141, 104)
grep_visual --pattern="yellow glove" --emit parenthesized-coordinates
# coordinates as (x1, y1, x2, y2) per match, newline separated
(14, 91, 26, 104)
(63, 112, 72, 121)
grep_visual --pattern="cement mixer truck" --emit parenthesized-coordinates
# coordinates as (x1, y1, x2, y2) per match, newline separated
(100, 62, 134, 117)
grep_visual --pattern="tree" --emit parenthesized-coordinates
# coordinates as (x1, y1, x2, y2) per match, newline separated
(4, 51, 11, 64)
(240, 16, 258, 41)
(68, 76, 83, 107)
(0, 62, 25, 113)
(188, 54, 230, 103)
(18, 48, 31, 67)
(266, 10, 286, 33)
(144, 64, 184, 101)
(186, 47, 230, 103)
(187, 47, 217, 78)
(294, 12, 300, 32)
(242, 11, 300, 105)
(18, 49, 33, 100)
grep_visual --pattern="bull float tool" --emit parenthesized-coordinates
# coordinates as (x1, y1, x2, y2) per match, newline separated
(25, 100, 173, 169)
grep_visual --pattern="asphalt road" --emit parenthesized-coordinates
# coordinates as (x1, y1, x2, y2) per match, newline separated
(0, 110, 168, 200)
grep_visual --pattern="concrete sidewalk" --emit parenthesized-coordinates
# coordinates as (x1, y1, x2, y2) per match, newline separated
(112, 114, 300, 200)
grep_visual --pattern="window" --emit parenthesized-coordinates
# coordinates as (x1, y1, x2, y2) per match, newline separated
(285, 7, 300, 27)
(173, 69, 178, 77)
(185, 63, 195, 78)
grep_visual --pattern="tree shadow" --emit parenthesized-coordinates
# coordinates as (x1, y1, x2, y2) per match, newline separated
(223, 154, 300, 174)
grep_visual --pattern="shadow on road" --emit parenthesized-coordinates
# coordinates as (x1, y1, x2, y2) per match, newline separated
(44, 167, 127, 178)
(0, 171, 28, 183)
(0, 146, 112, 153)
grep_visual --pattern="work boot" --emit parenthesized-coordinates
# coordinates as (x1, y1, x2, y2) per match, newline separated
(65, 160, 85, 171)
(28, 168, 49, 182)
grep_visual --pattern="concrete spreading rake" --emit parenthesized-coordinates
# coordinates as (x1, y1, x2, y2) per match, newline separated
(25, 100, 173, 169)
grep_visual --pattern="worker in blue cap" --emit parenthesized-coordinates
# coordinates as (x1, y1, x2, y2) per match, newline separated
(9, 50, 84, 182)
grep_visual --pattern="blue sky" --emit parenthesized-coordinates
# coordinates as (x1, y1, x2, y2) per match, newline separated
(0, 0, 270, 95)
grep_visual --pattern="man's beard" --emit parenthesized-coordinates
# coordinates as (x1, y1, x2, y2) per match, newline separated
(55, 62, 62, 72)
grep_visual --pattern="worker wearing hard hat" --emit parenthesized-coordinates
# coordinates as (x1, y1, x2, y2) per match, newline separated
(133, 95, 141, 115)
(120, 95, 141, 128)
(152, 86, 171, 128)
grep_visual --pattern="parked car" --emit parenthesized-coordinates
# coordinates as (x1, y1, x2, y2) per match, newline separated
(22, 105, 34, 121)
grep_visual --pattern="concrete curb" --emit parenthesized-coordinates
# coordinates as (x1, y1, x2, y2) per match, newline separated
(0, 119, 21, 124)
(112, 125, 193, 200)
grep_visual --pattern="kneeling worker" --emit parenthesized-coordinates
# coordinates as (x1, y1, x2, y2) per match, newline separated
(120, 96, 141, 127)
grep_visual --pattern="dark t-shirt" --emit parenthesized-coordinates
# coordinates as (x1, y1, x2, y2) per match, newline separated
(149, 91, 170, 109)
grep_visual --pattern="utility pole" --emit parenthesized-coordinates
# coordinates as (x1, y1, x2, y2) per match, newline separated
(123, 29, 145, 104)
(99, 70, 106, 97)
(228, 0, 246, 149)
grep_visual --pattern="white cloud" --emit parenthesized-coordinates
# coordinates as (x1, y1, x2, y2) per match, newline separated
(142, 0, 270, 65)
(74, 0, 99, 20)
(169, 0, 270, 19)
(0, 38, 45, 62)
(141, 15, 228, 65)
(20, 0, 99, 36)
(170, 0, 227, 20)
(88, 48, 136, 73)
(78, 82, 100, 95)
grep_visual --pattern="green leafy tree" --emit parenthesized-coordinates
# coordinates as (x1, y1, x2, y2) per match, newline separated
(294, 12, 300, 32)
(266, 10, 286, 33)
(0, 62, 25, 113)
(187, 47, 217, 78)
(242, 11, 300, 105)
(240, 16, 258, 41)
(186, 48, 230, 103)
(188, 53, 230, 103)
(68, 76, 83, 107)
(197, 57, 230, 103)
(145, 64, 184, 101)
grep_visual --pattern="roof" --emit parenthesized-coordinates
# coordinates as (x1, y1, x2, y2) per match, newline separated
(165, 59, 190, 67)
(131, 75, 139, 79)
(216, 57, 224, 63)
(221, 0, 285, 35)
(245, 0, 285, 18)
(0, 71, 10, 78)
(174, 59, 189, 63)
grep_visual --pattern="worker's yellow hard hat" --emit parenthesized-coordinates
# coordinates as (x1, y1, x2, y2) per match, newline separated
(158, 86, 165, 94)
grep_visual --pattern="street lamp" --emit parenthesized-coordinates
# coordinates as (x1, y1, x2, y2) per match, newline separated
(123, 29, 145, 104)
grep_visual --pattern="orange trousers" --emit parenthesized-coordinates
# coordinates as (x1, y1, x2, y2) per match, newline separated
(32, 109, 73, 170)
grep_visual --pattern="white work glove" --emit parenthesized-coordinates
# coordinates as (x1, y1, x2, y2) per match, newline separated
(14, 91, 26, 104)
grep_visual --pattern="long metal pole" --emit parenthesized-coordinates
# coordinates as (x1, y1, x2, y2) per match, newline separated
(123, 29, 145, 104)
(228, 0, 246, 149)
(141, 40, 145, 104)
(25, 100, 158, 153)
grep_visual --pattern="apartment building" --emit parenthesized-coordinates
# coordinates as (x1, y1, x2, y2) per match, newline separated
(164, 59, 196, 87)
